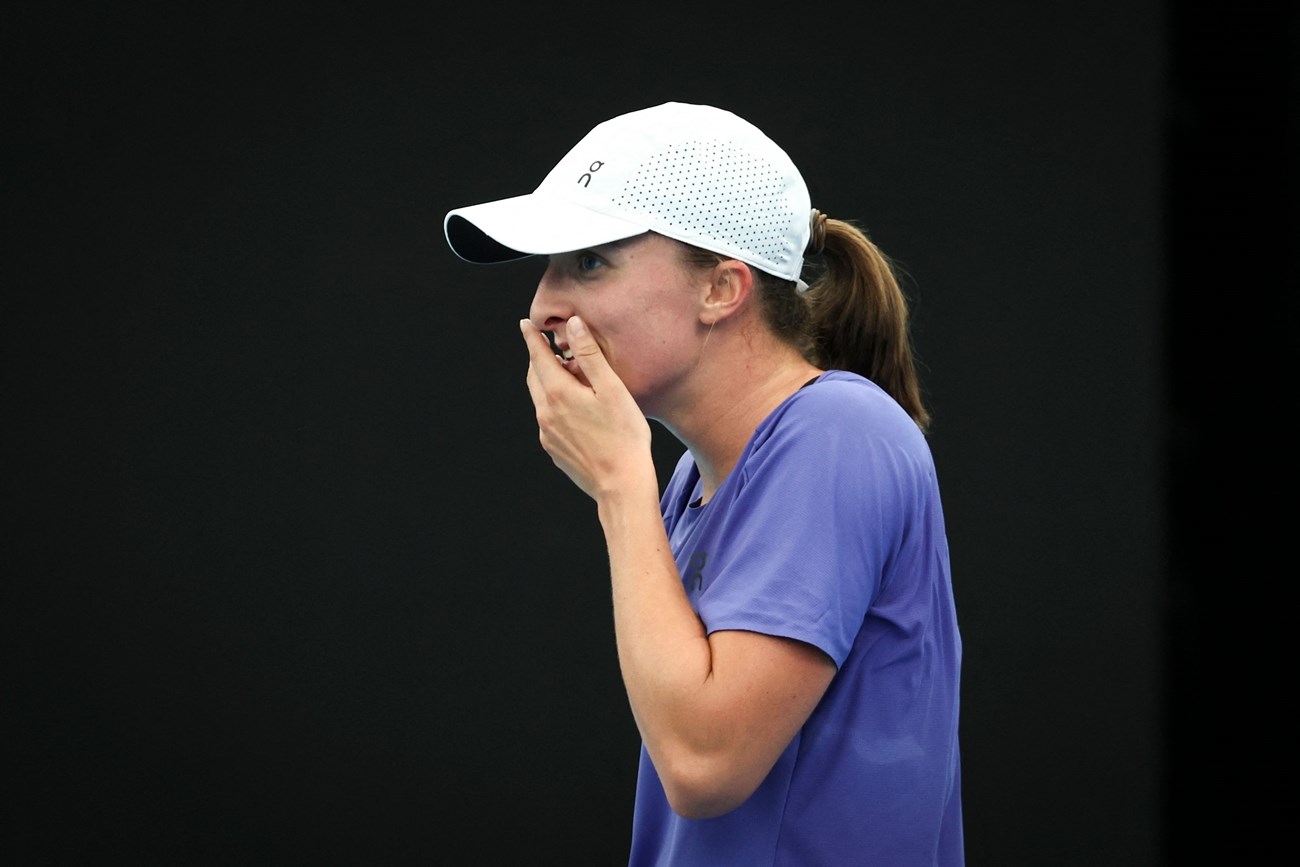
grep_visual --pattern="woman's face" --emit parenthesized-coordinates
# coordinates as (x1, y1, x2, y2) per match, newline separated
(529, 233, 710, 416)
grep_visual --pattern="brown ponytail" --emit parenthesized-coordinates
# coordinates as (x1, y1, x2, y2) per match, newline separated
(801, 218, 931, 433)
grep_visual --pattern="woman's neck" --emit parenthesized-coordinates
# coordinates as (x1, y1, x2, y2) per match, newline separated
(660, 346, 822, 503)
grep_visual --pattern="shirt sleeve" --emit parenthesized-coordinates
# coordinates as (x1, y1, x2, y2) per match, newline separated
(692, 379, 931, 667)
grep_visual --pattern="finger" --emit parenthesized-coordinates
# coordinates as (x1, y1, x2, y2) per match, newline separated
(523, 351, 542, 404)
(519, 318, 555, 362)
(565, 315, 615, 390)
(519, 320, 560, 376)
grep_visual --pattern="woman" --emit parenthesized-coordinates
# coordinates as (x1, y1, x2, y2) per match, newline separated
(444, 102, 964, 866)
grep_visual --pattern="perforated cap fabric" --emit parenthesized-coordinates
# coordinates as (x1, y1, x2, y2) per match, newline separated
(443, 102, 813, 282)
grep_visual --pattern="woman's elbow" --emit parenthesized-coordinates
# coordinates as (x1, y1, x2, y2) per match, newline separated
(657, 751, 761, 820)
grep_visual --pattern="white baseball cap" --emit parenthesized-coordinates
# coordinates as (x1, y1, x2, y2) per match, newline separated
(443, 102, 813, 283)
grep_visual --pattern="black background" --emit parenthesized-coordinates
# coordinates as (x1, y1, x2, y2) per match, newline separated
(5, 3, 1295, 865)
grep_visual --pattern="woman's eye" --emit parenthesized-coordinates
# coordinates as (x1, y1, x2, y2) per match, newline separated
(577, 253, 603, 272)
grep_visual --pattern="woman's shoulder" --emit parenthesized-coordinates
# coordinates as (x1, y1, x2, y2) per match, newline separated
(757, 369, 931, 458)
(785, 370, 907, 424)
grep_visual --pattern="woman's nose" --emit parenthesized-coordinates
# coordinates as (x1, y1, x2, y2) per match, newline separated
(529, 264, 570, 329)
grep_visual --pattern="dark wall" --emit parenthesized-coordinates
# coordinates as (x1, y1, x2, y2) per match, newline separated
(1163, 5, 1295, 864)
(5, 3, 1291, 864)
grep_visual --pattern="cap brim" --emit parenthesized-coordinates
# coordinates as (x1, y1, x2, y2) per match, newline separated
(444, 193, 650, 264)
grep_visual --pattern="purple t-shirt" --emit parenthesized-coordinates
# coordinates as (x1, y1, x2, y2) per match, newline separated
(628, 370, 963, 867)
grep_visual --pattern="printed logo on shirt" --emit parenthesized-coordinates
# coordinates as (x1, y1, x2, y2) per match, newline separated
(685, 551, 708, 592)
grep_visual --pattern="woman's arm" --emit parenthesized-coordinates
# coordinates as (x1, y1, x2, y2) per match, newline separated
(521, 316, 836, 818)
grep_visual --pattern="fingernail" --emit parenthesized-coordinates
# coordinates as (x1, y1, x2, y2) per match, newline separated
(569, 315, 586, 337)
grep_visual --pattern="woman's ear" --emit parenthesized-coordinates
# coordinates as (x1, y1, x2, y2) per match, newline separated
(700, 260, 754, 325)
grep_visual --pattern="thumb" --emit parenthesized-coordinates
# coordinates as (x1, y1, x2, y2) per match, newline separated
(567, 315, 614, 385)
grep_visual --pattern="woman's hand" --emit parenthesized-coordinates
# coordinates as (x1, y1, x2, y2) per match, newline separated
(520, 315, 654, 500)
